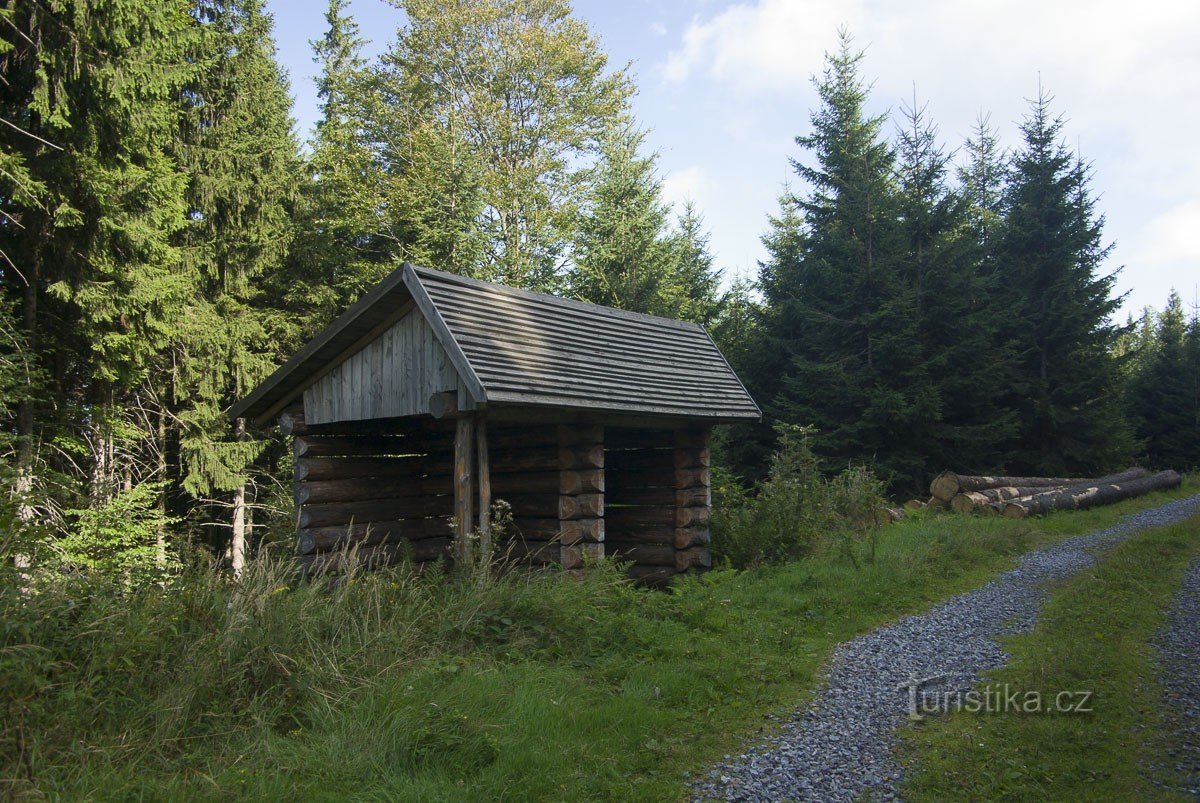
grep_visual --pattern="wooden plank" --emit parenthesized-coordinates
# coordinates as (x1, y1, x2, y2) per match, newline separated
(556, 469, 605, 495)
(278, 405, 306, 436)
(402, 264, 487, 404)
(605, 428, 673, 450)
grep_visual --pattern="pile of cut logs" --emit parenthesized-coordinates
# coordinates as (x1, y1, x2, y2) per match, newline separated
(915, 467, 1181, 518)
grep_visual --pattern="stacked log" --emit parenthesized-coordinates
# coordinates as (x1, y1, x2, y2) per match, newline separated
(999, 470, 1180, 519)
(928, 466, 1177, 518)
(557, 424, 605, 572)
(291, 411, 458, 573)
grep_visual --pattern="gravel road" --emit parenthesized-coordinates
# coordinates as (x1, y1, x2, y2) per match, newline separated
(693, 493, 1200, 802)
(1152, 553, 1200, 797)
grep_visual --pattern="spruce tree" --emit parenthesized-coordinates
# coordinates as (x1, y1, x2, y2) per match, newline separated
(291, 0, 393, 328)
(894, 99, 1014, 477)
(665, 201, 724, 326)
(756, 32, 923, 487)
(1127, 291, 1200, 468)
(173, 0, 302, 569)
(569, 124, 675, 315)
(0, 0, 194, 526)
(997, 91, 1131, 473)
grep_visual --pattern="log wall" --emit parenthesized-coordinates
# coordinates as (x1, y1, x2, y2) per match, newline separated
(605, 426, 712, 585)
(288, 409, 713, 584)
(292, 412, 457, 572)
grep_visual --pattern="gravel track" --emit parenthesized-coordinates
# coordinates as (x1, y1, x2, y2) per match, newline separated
(693, 493, 1200, 802)
(1151, 554, 1200, 797)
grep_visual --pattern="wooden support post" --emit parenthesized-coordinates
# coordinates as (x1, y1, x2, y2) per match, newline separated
(477, 415, 491, 560)
(558, 423, 604, 571)
(454, 416, 475, 567)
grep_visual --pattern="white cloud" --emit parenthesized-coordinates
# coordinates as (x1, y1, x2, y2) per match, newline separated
(661, 165, 716, 210)
(649, 21, 667, 36)
(663, 0, 860, 89)
(652, 0, 1200, 313)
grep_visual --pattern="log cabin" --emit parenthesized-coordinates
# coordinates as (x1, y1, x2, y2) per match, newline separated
(230, 262, 761, 584)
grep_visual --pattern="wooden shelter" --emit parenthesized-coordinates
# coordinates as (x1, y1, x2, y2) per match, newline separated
(230, 263, 760, 584)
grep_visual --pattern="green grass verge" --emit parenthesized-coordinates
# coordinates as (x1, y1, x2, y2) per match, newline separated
(899, 504, 1200, 801)
(2, 480, 1195, 801)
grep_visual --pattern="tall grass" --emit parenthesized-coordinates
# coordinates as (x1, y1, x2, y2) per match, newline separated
(2, 477, 1193, 799)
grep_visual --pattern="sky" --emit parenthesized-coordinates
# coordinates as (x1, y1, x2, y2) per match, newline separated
(266, 0, 1200, 318)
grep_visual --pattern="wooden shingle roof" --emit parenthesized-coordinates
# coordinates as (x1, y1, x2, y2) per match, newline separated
(230, 263, 761, 425)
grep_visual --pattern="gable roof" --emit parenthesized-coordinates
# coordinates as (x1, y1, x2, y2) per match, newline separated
(230, 262, 761, 425)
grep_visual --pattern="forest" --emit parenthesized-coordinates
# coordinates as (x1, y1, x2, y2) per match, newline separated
(1, 0, 1198, 583)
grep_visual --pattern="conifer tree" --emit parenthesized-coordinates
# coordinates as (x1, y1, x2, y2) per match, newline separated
(997, 91, 1131, 473)
(665, 201, 724, 326)
(894, 99, 1014, 477)
(0, 0, 194, 523)
(291, 0, 395, 328)
(1127, 291, 1200, 468)
(173, 0, 302, 570)
(569, 124, 675, 315)
(756, 32, 924, 487)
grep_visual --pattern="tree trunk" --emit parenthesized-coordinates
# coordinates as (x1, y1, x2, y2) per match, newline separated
(951, 468, 1152, 513)
(930, 471, 1088, 501)
(230, 417, 247, 578)
(1000, 470, 1180, 519)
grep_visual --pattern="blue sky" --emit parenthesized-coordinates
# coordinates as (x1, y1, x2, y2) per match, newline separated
(266, 0, 1200, 318)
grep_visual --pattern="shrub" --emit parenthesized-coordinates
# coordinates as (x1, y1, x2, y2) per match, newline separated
(711, 424, 886, 568)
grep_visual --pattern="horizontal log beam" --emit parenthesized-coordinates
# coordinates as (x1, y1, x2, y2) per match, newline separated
(930, 471, 1090, 501)
(299, 496, 453, 529)
(297, 520, 453, 554)
(297, 475, 453, 505)
(558, 493, 604, 520)
(675, 487, 709, 508)
(607, 486, 675, 507)
(675, 546, 712, 572)
(560, 542, 604, 571)
(674, 447, 710, 470)
(293, 434, 452, 459)
(674, 526, 711, 549)
(607, 542, 675, 566)
(605, 506, 674, 527)
(626, 565, 677, 586)
(489, 470, 604, 496)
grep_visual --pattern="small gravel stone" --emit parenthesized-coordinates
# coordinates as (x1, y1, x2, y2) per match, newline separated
(1149, 553, 1200, 797)
(691, 494, 1200, 802)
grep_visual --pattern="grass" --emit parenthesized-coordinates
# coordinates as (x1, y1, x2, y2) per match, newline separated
(2, 479, 1195, 800)
(899, 503, 1200, 801)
